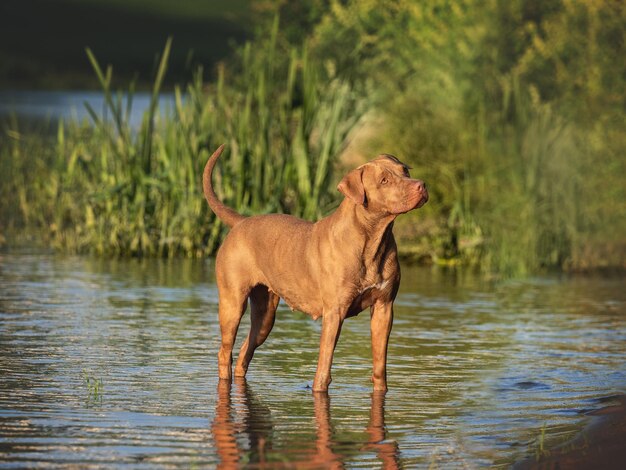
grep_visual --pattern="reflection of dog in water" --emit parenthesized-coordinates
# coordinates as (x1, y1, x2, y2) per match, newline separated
(211, 378, 272, 468)
(210, 378, 400, 469)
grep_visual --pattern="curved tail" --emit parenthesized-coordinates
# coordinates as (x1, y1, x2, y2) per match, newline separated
(203, 144, 246, 228)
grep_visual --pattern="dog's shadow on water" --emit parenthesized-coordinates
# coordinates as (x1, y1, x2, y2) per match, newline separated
(210, 377, 399, 468)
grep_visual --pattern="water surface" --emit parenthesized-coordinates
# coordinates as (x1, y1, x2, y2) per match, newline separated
(0, 254, 624, 467)
(0, 91, 176, 130)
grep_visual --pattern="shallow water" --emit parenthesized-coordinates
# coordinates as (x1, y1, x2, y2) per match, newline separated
(0, 253, 624, 468)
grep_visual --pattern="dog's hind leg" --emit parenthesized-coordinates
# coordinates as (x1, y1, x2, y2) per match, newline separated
(234, 285, 279, 377)
(217, 282, 249, 381)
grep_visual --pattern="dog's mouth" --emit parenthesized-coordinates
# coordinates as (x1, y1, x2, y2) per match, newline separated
(392, 187, 428, 214)
(415, 189, 428, 208)
(409, 182, 428, 210)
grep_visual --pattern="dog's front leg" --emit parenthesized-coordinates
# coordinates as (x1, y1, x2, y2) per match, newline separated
(370, 300, 393, 392)
(313, 312, 344, 392)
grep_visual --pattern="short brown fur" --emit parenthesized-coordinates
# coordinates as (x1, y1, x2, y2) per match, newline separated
(203, 145, 428, 392)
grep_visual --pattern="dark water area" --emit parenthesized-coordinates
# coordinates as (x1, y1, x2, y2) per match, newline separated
(0, 253, 624, 467)
(0, 90, 177, 131)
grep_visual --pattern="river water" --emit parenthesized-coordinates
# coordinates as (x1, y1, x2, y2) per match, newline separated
(0, 91, 176, 130)
(0, 253, 624, 468)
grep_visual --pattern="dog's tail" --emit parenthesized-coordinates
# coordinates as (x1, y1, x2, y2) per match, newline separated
(203, 144, 246, 228)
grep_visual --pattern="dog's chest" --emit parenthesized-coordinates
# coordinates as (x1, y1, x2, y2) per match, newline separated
(360, 279, 390, 294)
(344, 278, 391, 318)
(274, 275, 391, 320)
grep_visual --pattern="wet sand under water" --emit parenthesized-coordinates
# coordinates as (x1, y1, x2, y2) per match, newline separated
(516, 394, 626, 470)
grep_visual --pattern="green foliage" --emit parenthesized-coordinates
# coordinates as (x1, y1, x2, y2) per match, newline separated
(307, 0, 626, 274)
(481, 82, 580, 276)
(0, 32, 359, 257)
(82, 369, 103, 405)
(1, 0, 624, 275)
(472, 0, 626, 274)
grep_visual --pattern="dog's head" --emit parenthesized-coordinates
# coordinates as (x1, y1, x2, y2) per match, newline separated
(337, 154, 428, 215)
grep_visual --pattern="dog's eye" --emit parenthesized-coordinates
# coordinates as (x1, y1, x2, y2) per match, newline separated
(380, 177, 388, 185)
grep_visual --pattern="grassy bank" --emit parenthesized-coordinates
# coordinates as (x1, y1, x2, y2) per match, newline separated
(1, 1, 625, 275)
(306, 0, 626, 275)
(1, 28, 359, 257)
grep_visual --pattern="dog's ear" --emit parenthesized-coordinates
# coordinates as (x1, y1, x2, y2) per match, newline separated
(337, 167, 366, 206)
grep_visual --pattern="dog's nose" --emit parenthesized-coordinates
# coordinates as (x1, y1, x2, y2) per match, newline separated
(415, 180, 426, 193)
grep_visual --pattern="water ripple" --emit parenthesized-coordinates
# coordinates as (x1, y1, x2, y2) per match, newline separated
(1, 254, 625, 467)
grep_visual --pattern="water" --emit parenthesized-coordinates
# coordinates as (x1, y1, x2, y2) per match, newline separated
(0, 253, 624, 468)
(0, 90, 177, 130)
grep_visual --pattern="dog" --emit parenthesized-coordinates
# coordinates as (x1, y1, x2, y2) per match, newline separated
(203, 145, 428, 392)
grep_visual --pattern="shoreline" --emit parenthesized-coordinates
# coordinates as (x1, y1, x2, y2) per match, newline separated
(515, 394, 626, 469)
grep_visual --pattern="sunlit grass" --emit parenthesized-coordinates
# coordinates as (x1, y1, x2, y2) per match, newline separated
(1, 4, 624, 276)
(0, 30, 359, 257)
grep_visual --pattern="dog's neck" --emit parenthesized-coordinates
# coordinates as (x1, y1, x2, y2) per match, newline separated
(329, 198, 397, 263)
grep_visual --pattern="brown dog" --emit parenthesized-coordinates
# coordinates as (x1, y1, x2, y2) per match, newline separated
(203, 145, 428, 392)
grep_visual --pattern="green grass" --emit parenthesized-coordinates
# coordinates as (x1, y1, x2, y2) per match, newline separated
(307, 0, 626, 276)
(0, 31, 359, 257)
(2, 2, 624, 276)
(82, 369, 103, 405)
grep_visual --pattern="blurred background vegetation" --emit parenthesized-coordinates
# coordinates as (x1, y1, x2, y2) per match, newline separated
(0, 0, 624, 276)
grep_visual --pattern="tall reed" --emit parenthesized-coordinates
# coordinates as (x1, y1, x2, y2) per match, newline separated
(0, 33, 360, 257)
(478, 78, 580, 276)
